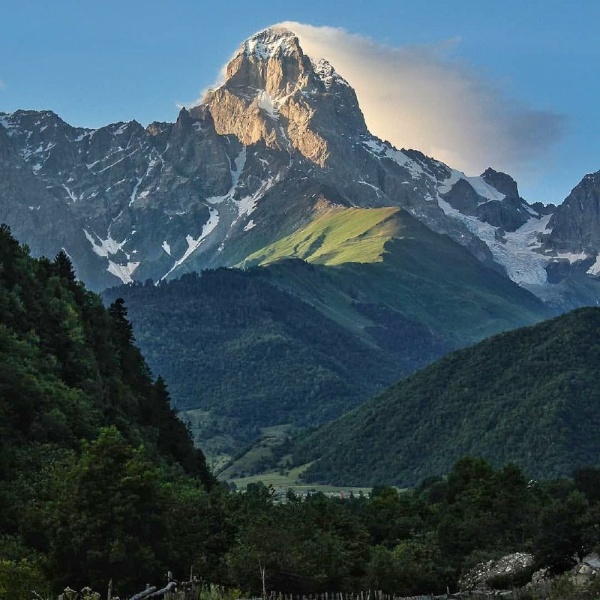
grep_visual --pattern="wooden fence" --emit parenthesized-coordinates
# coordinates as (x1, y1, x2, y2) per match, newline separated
(60, 577, 576, 600)
(60, 586, 529, 600)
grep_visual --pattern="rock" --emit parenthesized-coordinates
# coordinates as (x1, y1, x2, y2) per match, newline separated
(481, 168, 520, 199)
(577, 564, 594, 575)
(459, 552, 534, 591)
(583, 552, 600, 569)
(571, 553, 600, 587)
(62, 588, 78, 600)
(529, 567, 551, 585)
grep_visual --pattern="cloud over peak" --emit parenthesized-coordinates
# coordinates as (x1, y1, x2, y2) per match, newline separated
(280, 22, 565, 179)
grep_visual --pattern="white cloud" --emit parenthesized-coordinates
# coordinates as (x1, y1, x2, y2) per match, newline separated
(278, 22, 566, 179)
(182, 65, 228, 110)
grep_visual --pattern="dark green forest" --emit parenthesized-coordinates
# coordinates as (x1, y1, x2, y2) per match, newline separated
(295, 307, 600, 486)
(1, 225, 600, 599)
(103, 267, 448, 457)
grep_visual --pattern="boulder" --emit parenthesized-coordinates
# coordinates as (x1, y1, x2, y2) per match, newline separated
(460, 552, 534, 591)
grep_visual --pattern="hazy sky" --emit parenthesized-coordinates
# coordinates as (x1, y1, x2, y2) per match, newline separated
(1, 0, 598, 204)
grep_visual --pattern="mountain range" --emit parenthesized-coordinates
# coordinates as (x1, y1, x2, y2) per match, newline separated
(1, 25, 599, 464)
(1, 26, 599, 306)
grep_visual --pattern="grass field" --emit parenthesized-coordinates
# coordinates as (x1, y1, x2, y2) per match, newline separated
(217, 424, 294, 480)
(225, 463, 374, 496)
(217, 428, 374, 495)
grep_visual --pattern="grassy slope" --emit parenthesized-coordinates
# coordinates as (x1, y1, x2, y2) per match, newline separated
(242, 206, 401, 267)
(227, 463, 373, 496)
(295, 307, 600, 487)
(255, 207, 551, 345)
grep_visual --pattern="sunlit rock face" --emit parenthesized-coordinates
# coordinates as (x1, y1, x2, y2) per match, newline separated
(202, 27, 367, 165)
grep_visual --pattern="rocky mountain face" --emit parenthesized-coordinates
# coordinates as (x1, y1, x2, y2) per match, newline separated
(0, 26, 599, 310)
(438, 164, 600, 308)
(541, 171, 600, 279)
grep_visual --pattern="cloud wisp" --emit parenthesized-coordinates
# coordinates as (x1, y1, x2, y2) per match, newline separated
(280, 22, 566, 179)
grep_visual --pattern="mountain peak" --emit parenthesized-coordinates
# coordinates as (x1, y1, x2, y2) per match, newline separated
(242, 26, 300, 60)
(200, 25, 367, 159)
(216, 25, 312, 97)
(481, 167, 520, 199)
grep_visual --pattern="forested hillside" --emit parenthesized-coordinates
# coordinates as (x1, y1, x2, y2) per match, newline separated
(295, 307, 600, 486)
(103, 266, 450, 458)
(0, 224, 214, 595)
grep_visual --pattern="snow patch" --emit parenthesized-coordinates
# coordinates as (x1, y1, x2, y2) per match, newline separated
(439, 170, 506, 202)
(525, 205, 540, 217)
(62, 184, 79, 202)
(0, 113, 17, 135)
(362, 139, 386, 156)
(129, 177, 143, 206)
(554, 251, 588, 263)
(385, 147, 424, 178)
(358, 178, 383, 196)
(74, 130, 94, 142)
(21, 141, 56, 160)
(587, 255, 600, 276)
(257, 91, 279, 120)
(362, 138, 423, 179)
(244, 219, 256, 231)
(83, 229, 127, 258)
(236, 176, 275, 218)
(93, 151, 135, 174)
(107, 260, 140, 284)
(161, 207, 220, 280)
(105, 178, 126, 192)
(162, 241, 171, 256)
(313, 58, 351, 88)
(206, 147, 247, 204)
(244, 28, 297, 60)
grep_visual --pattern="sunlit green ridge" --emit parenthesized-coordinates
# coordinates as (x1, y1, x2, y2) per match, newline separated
(241, 206, 404, 267)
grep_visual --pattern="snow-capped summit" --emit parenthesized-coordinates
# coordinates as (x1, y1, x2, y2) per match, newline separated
(242, 26, 299, 60)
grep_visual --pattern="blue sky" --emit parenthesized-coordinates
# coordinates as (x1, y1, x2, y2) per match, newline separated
(1, 0, 598, 203)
